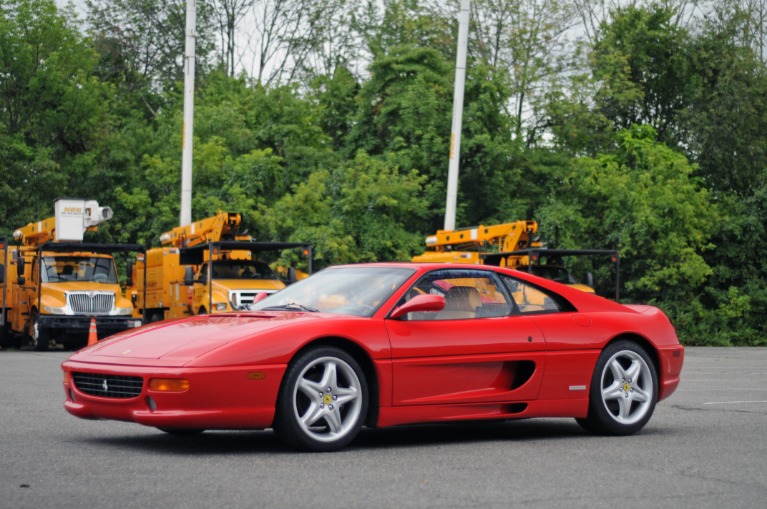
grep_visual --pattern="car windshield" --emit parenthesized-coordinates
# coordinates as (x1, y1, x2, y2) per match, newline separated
(42, 256, 118, 284)
(249, 266, 414, 317)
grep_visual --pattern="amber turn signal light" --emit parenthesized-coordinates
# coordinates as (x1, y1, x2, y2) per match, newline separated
(148, 378, 190, 392)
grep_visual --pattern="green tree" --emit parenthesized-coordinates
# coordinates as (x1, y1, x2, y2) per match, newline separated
(85, 0, 216, 96)
(347, 44, 452, 231)
(536, 126, 718, 315)
(592, 5, 691, 144)
(0, 0, 109, 232)
(363, 0, 454, 60)
(106, 69, 338, 245)
(309, 65, 360, 151)
(546, 4, 693, 155)
(680, 10, 767, 196)
(262, 151, 427, 267)
(674, 6, 767, 345)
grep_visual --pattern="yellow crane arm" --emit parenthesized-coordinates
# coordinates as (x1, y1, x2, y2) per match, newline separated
(159, 212, 250, 247)
(424, 220, 539, 252)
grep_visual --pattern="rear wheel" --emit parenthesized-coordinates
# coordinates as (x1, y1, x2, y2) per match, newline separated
(274, 346, 368, 452)
(0, 322, 13, 348)
(577, 340, 658, 435)
(148, 311, 165, 323)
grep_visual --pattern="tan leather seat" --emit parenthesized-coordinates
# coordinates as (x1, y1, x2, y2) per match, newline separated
(436, 286, 482, 319)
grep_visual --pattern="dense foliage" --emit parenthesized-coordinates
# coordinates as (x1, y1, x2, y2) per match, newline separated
(2, 0, 766, 345)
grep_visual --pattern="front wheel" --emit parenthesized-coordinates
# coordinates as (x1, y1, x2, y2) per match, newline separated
(29, 313, 50, 352)
(576, 340, 658, 435)
(0, 323, 17, 349)
(274, 347, 368, 452)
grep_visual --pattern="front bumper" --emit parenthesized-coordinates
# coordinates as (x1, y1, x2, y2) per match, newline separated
(657, 344, 685, 401)
(62, 361, 285, 430)
(38, 315, 144, 336)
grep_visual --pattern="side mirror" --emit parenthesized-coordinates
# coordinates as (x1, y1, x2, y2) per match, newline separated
(389, 294, 445, 320)
(126, 260, 134, 288)
(184, 266, 194, 286)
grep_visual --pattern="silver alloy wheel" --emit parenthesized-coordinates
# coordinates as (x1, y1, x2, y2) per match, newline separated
(599, 349, 654, 425)
(291, 355, 363, 444)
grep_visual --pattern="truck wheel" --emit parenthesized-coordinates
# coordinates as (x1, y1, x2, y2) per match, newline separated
(0, 323, 9, 348)
(30, 313, 50, 352)
(1, 323, 21, 349)
(148, 311, 164, 323)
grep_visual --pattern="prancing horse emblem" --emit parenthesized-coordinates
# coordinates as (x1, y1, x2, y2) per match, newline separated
(102, 379, 109, 392)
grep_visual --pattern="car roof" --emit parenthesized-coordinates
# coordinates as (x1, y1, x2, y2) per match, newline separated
(325, 262, 626, 312)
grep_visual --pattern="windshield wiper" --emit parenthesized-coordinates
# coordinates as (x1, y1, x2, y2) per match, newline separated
(259, 302, 319, 312)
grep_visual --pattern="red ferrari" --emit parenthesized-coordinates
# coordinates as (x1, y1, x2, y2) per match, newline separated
(62, 263, 684, 451)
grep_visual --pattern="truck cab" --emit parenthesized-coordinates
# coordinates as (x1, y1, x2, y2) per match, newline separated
(0, 200, 144, 350)
(188, 258, 286, 313)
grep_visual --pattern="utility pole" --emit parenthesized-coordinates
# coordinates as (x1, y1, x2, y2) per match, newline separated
(444, 0, 470, 232)
(180, 0, 197, 227)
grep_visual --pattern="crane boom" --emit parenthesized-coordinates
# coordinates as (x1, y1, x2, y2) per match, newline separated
(159, 211, 249, 248)
(423, 220, 540, 253)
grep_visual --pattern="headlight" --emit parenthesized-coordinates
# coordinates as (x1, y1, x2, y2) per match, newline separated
(43, 306, 67, 315)
(214, 302, 228, 311)
(115, 307, 133, 316)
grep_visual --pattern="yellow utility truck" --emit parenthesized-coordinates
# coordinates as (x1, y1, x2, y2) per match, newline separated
(127, 212, 312, 322)
(0, 199, 144, 350)
(412, 220, 620, 299)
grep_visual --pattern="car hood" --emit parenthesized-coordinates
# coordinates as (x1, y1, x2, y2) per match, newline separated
(68, 312, 318, 365)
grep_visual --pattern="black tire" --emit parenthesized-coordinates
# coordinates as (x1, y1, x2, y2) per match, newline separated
(1, 322, 21, 349)
(61, 339, 81, 351)
(576, 340, 658, 435)
(148, 311, 164, 323)
(0, 323, 10, 348)
(273, 346, 368, 452)
(30, 312, 50, 352)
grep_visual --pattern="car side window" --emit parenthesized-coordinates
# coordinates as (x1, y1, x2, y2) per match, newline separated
(397, 269, 513, 321)
(500, 274, 562, 314)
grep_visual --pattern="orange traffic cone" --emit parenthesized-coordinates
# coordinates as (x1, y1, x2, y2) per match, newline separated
(87, 318, 98, 346)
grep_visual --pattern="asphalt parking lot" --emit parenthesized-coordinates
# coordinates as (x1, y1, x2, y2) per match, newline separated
(0, 347, 765, 509)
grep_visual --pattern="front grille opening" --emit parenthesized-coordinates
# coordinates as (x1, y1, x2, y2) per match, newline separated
(67, 292, 115, 315)
(72, 372, 143, 399)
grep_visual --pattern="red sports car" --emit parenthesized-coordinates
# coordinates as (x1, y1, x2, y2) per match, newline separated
(62, 263, 684, 451)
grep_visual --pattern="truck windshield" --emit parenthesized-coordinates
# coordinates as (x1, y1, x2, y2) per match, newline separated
(41, 256, 118, 284)
(530, 265, 576, 284)
(208, 260, 279, 280)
